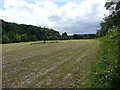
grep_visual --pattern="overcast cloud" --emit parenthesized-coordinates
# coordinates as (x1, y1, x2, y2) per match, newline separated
(0, 0, 109, 34)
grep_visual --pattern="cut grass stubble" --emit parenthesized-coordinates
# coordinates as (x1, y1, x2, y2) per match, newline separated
(2, 40, 100, 88)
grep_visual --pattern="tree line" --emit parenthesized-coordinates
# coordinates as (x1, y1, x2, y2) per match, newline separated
(73, 34, 96, 39)
(1, 20, 97, 43)
(2, 20, 62, 43)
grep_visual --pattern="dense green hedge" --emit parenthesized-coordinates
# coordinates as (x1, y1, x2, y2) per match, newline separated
(86, 26, 120, 88)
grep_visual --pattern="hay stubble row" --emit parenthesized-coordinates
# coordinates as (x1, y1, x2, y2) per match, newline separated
(2, 40, 100, 88)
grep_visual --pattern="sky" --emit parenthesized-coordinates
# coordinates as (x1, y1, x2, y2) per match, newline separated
(0, 0, 109, 34)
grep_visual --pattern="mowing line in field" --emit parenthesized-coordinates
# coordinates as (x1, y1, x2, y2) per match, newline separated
(2, 40, 100, 88)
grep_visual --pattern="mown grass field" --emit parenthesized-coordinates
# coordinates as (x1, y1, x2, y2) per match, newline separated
(2, 40, 100, 88)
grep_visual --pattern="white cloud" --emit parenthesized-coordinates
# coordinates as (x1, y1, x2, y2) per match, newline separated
(0, 0, 109, 34)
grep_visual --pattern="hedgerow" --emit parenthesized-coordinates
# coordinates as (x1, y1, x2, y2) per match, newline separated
(86, 26, 120, 88)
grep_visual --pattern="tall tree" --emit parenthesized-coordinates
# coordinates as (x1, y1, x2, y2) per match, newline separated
(62, 32, 69, 40)
(96, 1, 120, 37)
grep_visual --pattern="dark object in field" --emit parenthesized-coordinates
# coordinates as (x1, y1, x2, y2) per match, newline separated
(30, 41, 59, 45)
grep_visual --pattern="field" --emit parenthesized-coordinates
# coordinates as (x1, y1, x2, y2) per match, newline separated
(2, 40, 100, 88)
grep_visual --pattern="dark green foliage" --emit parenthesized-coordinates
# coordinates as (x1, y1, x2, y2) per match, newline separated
(105, 1, 120, 16)
(96, 1, 120, 38)
(2, 35, 10, 43)
(29, 35, 38, 41)
(21, 34, 28, 42)
(2, 20, 61, 43)
(14, 34, 21, 42)
(61, 32, 70, 40)
(73, 34, 83, 39)
(73, 34, 96, 39)
(62, 32, 67, 37)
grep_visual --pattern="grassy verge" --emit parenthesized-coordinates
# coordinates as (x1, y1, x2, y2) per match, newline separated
(86, 27, 120, 88)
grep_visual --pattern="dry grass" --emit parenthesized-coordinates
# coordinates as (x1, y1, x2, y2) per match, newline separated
(2, 39, 100, 88)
